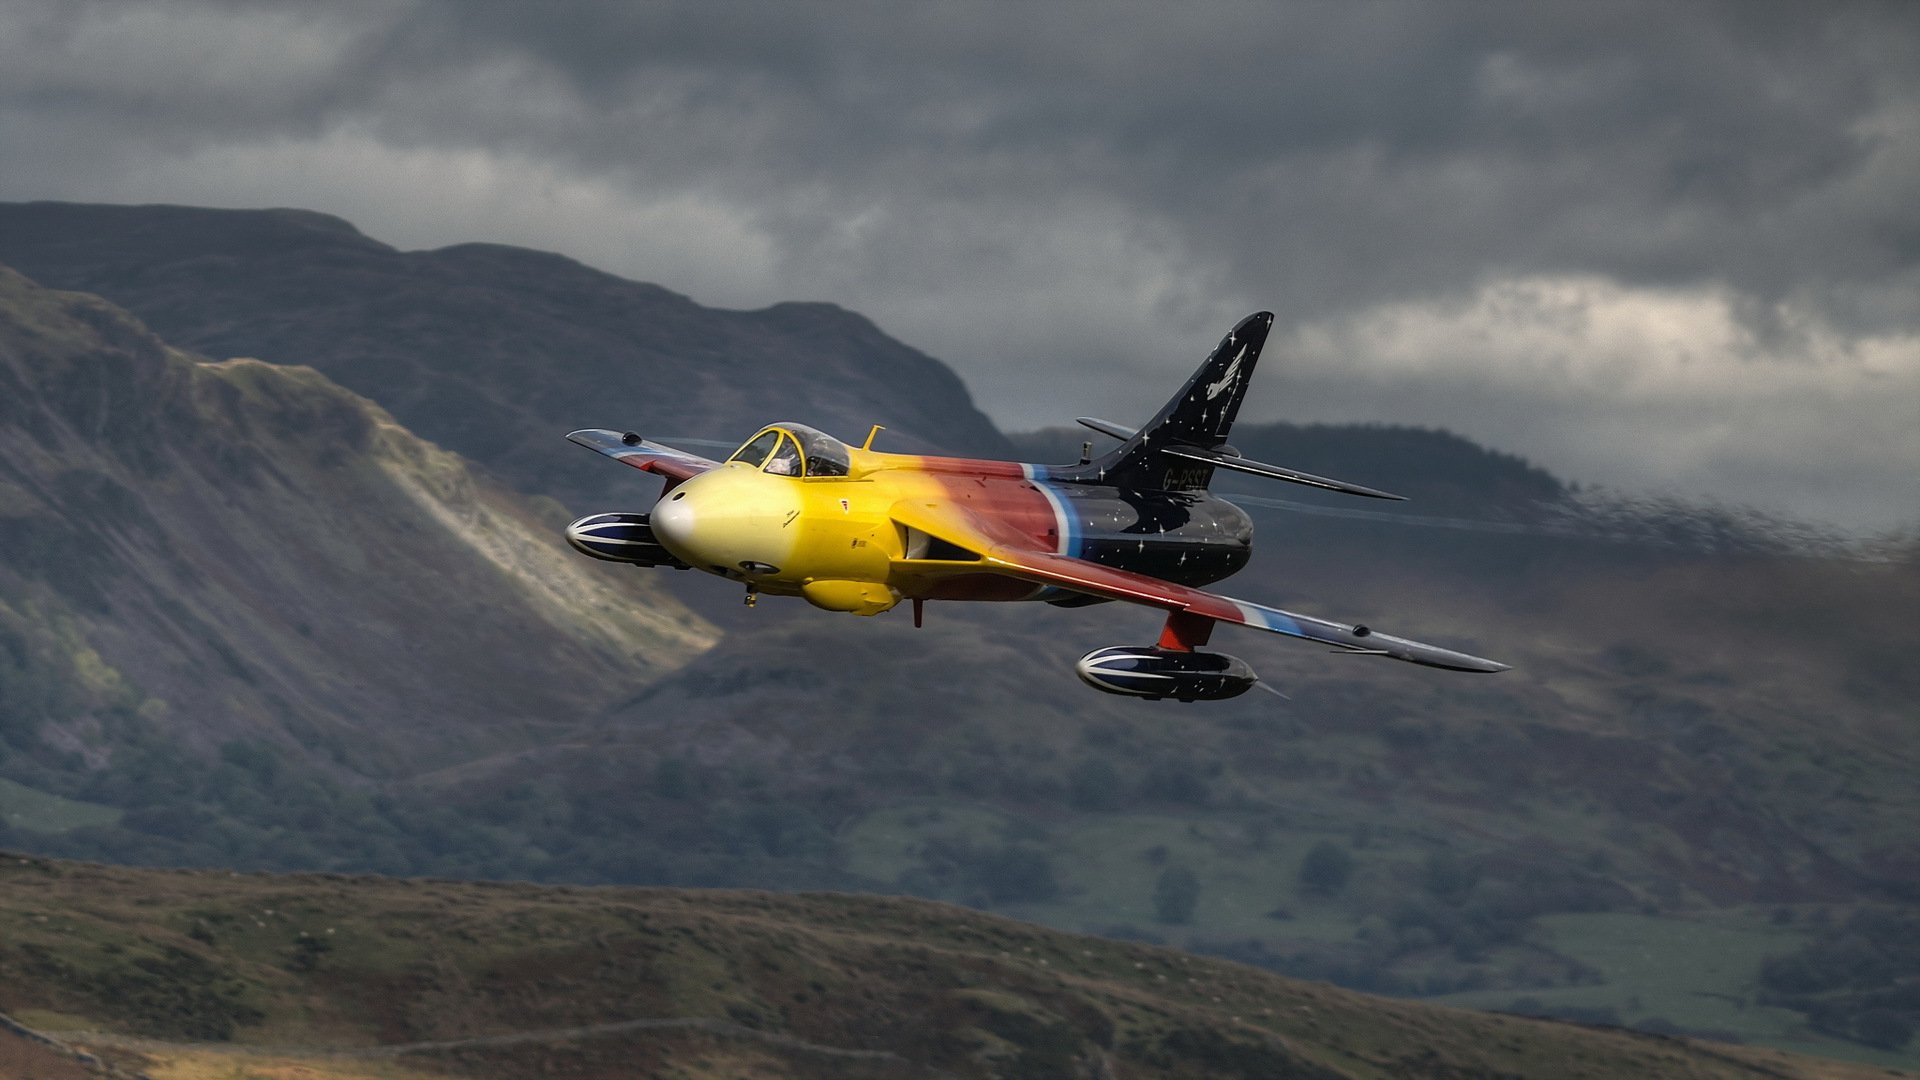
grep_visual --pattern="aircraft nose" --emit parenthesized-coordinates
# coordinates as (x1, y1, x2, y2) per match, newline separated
(648, 467, 801, 576)
(650, 486, 698, 554)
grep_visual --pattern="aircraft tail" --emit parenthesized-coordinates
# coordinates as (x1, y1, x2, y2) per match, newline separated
(1068, 312, 1405, 498)
(1089, 312, 1272, 491)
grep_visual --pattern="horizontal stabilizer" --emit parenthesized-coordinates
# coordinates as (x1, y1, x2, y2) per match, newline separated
(1158, 445, 1405, 501)
(1076, 416, 1135, 440)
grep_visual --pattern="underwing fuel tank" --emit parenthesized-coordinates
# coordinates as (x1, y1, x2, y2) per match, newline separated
(1075, 646, 1258, 702)
(565, 513, 687, 567)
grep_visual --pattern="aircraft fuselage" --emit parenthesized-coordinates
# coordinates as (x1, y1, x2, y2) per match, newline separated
(646, 450, 1251, 614)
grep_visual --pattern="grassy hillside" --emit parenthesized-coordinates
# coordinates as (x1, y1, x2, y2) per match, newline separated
(0, 854, 1906, 1080)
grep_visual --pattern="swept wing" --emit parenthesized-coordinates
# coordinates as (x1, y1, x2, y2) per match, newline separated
(567, 428, 719, 485)
(890, 500, 1506, 673)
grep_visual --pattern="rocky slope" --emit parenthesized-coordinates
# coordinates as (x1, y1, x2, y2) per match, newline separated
(0, 264, 713, 785)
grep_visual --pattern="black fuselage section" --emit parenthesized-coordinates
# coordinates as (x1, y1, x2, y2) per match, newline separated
(1049, 484, 1252, 598)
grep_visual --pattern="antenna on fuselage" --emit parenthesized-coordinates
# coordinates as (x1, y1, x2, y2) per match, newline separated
(862, 424, 886, 450)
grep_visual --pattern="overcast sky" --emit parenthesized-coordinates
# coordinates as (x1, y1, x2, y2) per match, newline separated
(3, 0, 1916, 531)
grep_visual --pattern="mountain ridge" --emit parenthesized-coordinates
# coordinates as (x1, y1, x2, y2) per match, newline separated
(0, 200, 1014, 518)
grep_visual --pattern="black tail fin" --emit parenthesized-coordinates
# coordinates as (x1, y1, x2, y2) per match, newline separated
(1087, 312, 1273, 491)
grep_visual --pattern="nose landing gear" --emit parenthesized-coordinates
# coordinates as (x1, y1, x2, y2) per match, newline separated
(744, 585, 758, 608)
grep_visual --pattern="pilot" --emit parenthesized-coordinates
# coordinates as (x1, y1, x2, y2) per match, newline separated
(766, 439, 802, 475)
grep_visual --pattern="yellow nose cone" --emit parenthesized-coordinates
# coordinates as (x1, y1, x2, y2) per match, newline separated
(650, 465, 803, 577)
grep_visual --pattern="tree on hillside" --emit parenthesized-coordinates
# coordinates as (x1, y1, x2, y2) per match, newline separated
(1298, 840, 1355, 897)
(1423, 849, 1478, 902)
(1068, 757, 1124, 811)
(1154, 866, 1201, 924)
(1853, 1008, 1913, 1052)
(1138, 756, 1212, 806)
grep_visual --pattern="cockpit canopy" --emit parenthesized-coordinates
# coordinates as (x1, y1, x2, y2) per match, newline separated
(726, 423, 851, 478)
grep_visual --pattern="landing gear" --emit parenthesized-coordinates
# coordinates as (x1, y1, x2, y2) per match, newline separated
(744, 585, 758, 608)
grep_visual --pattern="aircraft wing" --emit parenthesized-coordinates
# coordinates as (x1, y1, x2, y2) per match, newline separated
(567, 429, 719, 484)
(890, 500, 1507, 673)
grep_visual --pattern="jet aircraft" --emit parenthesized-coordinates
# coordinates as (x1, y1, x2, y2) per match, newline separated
(565, 312, 1506, 701)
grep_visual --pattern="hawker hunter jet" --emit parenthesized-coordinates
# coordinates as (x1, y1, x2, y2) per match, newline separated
(565, 312, 1506, 701)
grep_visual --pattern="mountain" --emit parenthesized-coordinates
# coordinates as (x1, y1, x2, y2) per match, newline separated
(0, 200, 1013, 515)
(0, 853, 1903, 1080)
(1, 203, 1915, 1067)
(0, 263, 713, 862)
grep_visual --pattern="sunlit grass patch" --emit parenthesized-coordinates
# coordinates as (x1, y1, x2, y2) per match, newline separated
(0, 777, 122, 833)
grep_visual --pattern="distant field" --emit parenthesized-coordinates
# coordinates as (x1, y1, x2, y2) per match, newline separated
(840, 798, 1920, 1072)
(0, 779, 120, 833)
(1438, 910, 1920, 1072)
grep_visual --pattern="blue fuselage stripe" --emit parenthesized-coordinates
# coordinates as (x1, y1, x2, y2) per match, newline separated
(1033, 479, 1080, 558)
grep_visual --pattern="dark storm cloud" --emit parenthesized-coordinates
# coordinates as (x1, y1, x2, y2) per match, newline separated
(355, 2, 1916, 314)
(2, 0, 1916, 527)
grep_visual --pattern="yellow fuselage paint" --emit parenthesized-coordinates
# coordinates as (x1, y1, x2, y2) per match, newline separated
(648, 444, 1053, 615)
(652, 443, 1013, 614)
